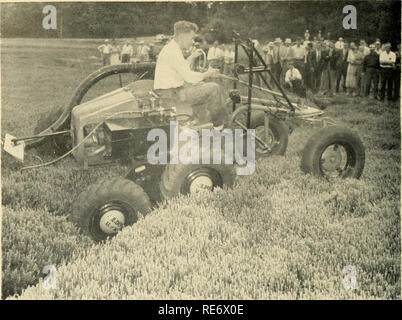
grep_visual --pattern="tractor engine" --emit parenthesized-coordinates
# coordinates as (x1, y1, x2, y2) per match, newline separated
(71, 80, 174, 167)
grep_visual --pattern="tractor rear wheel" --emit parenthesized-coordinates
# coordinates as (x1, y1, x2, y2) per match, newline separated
(72, 178, 151, 242)
(301, 126, 365, 179)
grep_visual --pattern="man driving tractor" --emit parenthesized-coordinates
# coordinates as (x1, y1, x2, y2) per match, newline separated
(153, 21, 229, 127)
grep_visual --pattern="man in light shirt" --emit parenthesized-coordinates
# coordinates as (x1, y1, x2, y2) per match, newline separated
(154, 21, 227, 126)
(121, 40, 134, 63)
(290, 37, 306, 77)
(360, 40, 370, 57)
(207, 40, 224, 70)
(98, 39, 112, 66)
(285, 62, 305, 97)
(379, 43, 396, 102)
(137, 41, 150, 62)
(335, 37, 345, 50)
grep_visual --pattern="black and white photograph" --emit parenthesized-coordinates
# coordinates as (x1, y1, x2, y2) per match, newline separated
(0, 0, 400, 302)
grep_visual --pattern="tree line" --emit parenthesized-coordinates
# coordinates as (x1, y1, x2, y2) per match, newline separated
(1, 1, 400, 45)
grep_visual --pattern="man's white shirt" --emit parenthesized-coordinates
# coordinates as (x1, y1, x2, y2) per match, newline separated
(121, 44, 133, 56)
(207, 46, 224, 61)
(379, 50, 396, 68)
(154, 39, 204, 89)
(285, 67, 302, 83)
(98, 44, 112, 54)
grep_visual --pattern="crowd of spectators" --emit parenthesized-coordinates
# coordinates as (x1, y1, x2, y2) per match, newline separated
(97, 30, 400, 103)
(259, 30, 400, 102)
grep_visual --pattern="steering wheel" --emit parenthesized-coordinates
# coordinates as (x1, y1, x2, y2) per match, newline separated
(197, 49, 207, 71)
(190, 48, 207, 72)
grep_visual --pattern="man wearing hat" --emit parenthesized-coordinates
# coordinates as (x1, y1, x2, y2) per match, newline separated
(374, 39, 382, 55)
(121, 40, 134, 63)
(97, 39, 112, 66)
(137, 40, 151, 62)
(271, 38, 282, 85)
(154, 21, 227, 127)
(335, 37, 345, 50)
(362, 44, 380, 98)
(379, 42, 396, 102)
(279, 38, 292, 85)
(304, 42, 316, 91)
(335, 42, 349, 93)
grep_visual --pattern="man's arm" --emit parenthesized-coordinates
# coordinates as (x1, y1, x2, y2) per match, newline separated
(170, 50, 217, 84)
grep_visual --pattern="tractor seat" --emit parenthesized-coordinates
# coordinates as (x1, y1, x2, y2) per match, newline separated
(124, 79, 155, 98)
(125, 79, 193, 116)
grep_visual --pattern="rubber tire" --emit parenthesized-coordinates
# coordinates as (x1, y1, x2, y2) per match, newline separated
(72, 178, 151, 242)
(250, 111, 288, 157)
(160, 142, 236, 199)
(301, 125, 365, 179)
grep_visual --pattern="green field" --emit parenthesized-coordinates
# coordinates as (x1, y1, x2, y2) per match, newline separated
(1, 38, 400, 299)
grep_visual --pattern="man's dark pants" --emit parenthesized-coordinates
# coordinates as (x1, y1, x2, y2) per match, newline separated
(155, 82, 229, 126)
(336, 65, 347, 92)
(121, 54, 130, 63)
(286, 79, 306, 98)
(313, 67, 322, 93)
(272, 63, 282, 88)
(380, 68, 393, 101)
(364, 67, 379, 97)
(102, 54, 111, 66)
(392, 68, 400, 101)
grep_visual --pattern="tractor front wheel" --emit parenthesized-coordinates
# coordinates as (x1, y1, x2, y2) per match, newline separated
(72, 178, 151, 242)
(301, 126, 365, 179)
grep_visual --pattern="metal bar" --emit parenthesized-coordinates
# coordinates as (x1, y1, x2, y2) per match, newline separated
(233, 40, 239, 112)
(11, 130, 71, 144)
(237, 43, 285, 108)
(247, 40, 253, 129)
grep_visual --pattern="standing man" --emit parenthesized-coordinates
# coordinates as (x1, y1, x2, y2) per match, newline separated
(279, 38, 292, 86)
(335, 37, 345, 50)
(312, 41, 323, 93)
(290, 37, 306, 78)
(98, 39, 112, 66)
(137, 41, 150, 62)
(392, 43, 400, 102)
(272, 38, 282, 86)
(304, 42, 316, 91)
(335, 42, 349, 93)
(360, 40, 370, 56)
(121, 40, 134, 63)
(375, 40, 382, 55)
(362, 44, 380, 98)
(153, 21, 227, 126)
(379, 43, 396, 102)
(207, 40, 224, 71)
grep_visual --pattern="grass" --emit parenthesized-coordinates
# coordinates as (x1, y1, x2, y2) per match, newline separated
(1, 38, 400, 299)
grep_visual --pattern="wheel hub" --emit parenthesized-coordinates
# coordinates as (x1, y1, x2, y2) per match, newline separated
(255, 125, 274, 153)
(321, 147, 343, 172)
(189, 176, 214, 193)
(99, 209, 125, 234)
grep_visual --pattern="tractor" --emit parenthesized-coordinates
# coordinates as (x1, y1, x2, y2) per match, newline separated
(4, 32, 365, 242)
